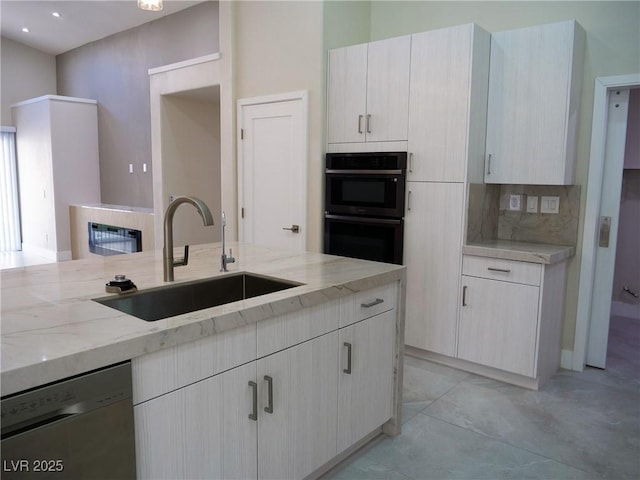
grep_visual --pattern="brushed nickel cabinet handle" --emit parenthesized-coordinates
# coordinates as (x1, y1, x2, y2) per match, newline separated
(361, 298, 383, 308)
(487, 154, 492, 175)
(358, 115, 363, 134)
(343, 342, 352, 374)
(264, 375, 273, 414)
(409, 152, 414, 173)
(487, 267, 511, 273)
(248, 381, 257, 421)
(462, 286, 467, 306)
(366, 114, 372, 134)
(408, 190, 412, 211)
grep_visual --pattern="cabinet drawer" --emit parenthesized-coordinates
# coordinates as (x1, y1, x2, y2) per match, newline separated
(462, 255, 541, 286)
(340, 283, 397, 328)
(257, 300, 340, 357)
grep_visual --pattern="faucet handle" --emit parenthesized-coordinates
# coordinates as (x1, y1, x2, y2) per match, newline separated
(228, 248, 235, 263)
(174, 245, 189, 267)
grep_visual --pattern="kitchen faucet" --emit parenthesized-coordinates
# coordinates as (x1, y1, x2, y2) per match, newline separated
(163, 196, 214, 282)
(220, 211, 235, 272)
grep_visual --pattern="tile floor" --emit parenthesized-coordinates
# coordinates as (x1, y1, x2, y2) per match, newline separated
(324, 315, 640, 480)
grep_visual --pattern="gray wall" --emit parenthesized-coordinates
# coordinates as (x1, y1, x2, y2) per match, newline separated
(0, 37, 57, 125)
(56, 1, 219, 208)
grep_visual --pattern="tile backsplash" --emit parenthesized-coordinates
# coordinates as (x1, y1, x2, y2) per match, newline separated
(467, 184, 581, 246)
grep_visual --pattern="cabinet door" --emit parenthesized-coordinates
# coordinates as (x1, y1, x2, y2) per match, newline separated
(403, 182, 464, 356)
(257, 332, 338, 480)
(485, 21, 583, 184)
(337, 310, 395, 452)
(327, 43, 368, 144)
(458, 276, 539, 377)
(408, 24, 474, 182)
(366, 35, 411, 142)
(134, 362, 257, 480)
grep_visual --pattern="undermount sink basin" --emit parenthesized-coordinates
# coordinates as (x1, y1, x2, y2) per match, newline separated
(93, 272, 302, 321)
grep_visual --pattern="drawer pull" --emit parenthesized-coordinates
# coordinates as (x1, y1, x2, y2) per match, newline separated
(343, 342, 352, 374)
(487, 267, 511, 273)
(264, 375, 274, 414)
(248, 381, 257, 421)
(358, 115, 363, 134)
(462, 286, 468, 306)
(361, 298, 384, 308)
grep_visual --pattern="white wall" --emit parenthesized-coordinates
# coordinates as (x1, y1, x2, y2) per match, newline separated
(0, 37, 56, 125)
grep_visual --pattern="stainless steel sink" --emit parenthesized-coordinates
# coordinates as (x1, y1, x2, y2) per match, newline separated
(93, 272, 301, 321)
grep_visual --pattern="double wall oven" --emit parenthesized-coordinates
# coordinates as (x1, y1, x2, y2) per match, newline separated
(324, 152, 406, 265)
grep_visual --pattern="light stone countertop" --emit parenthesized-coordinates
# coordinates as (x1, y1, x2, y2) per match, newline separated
(1, 243, 405, 396)
(463, 240, 575, 264)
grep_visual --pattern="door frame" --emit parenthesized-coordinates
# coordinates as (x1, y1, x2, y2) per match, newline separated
(236, 90, 309, 249)
(573, 73, 640, 371)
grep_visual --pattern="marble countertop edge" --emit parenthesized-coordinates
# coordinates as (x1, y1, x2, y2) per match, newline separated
(462, 241, 575, 264)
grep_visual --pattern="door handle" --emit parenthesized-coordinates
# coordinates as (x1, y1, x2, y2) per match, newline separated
(343, 342, 352, 374)
(462, 286, 467, 306)
(248, 381, 257, 421)
(358, 115, 363, 134)
(408, 190, 412, 211)
(282, 224, 300, 233)
(366, 114, 372, 134)
(486, 154, 492, 175)
(599, 216, 611, 247)
(409, 152, 414, 173)
(264, 375, 274, 414)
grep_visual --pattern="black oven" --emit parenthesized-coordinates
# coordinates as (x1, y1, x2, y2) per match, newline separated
(325, 152, 406, 218)
(324, 152, 407, 265)
(324, 214, 403, 264)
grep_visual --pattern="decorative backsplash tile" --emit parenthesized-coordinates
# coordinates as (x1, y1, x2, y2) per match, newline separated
(467, 184, 581, 246)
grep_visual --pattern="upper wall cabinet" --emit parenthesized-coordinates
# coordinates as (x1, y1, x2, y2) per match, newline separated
(408, 23, 490, 183)
(328, 35, 411, 144)
(484, 20, 585, 185)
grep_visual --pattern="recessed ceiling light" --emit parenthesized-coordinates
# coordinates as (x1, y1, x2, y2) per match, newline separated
(21, 27, 29, 33)
(52, 12, 61, 18)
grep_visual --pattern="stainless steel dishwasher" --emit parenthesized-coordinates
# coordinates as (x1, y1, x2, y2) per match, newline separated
(1, 362, 136, 479)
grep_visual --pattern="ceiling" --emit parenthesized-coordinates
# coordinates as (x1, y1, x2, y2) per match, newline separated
(0, 0, 204, 56)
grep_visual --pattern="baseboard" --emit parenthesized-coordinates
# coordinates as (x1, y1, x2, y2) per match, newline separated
(611, 300, 640, 320)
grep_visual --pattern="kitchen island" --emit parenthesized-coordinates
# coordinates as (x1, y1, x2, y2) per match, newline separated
(1, 242, 405, 479)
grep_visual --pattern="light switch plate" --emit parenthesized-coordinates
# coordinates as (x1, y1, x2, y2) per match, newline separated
(509, 194, 521, 211)
(128, 163, 134, 174)
(541, 196, 560, 214)
(526, 196, 538, 213)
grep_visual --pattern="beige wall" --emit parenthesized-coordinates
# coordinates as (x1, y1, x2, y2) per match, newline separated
(0, 37, 56, 125)
(56, 2, 219, 209)
(234, 1, 325, 252)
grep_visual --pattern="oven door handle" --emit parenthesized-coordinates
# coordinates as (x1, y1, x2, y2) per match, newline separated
(325, 169, 404, 175)
(324, 214, 402, 225)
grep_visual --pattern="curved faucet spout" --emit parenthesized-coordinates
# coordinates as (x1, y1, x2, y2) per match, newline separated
(163, 196, 214, 282)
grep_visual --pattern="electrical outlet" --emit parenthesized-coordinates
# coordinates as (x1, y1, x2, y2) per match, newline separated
(128, 163, 134, 174)
(143, 163, 148, 173)
(526, 196, 539, 213)
(509, 194, 521, 211)
(540, 196, 560, 214)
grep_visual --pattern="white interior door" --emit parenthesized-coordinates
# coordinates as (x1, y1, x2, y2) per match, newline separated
(238, 92, 307, 252)
(586, 89, 630, 368)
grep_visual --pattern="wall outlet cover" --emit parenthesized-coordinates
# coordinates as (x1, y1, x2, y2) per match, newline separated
(509, 194, 521, 211)
(541, 196, 560, 214)
(526, 196, 539, 213)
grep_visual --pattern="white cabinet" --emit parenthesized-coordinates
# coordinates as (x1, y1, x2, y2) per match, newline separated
(257, 332, 338, 480)
(484, 20, 585, 185)
(12, 95, 101, 261)
(408, 24, 490, 183)
(338, 309, 395, 452)
(135, 362, 257, 480)
(328, 35, 411, 144)
(403, 24, 489, 359)
(458, 256, 567, 385)
(133, 284, 400, 479)
(404, 183, 465, 356)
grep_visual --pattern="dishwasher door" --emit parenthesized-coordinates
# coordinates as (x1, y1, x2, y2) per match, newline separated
(1, 362, 136, 479)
